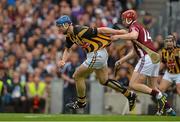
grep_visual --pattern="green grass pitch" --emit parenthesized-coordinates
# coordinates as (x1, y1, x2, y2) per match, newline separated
(0, 114, 179, 121)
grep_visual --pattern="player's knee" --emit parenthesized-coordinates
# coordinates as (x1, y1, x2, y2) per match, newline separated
(99, 80, 106, 85)
(158, 86, 166, 93)
(177, 90, 180, 95)
(176, 86, 180, 95)
(99, 79, 110, 86)
(98, 77, 108, 86)
(73, 72, 79, 80)
(73, 72, 84, 82)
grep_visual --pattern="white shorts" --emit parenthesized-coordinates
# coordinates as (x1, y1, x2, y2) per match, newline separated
(163, 71, 180, 84)
(134, 54, 160, 77)
(83, 48, 108, 69)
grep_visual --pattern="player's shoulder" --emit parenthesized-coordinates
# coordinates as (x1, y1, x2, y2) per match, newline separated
(131, 21, 140, 27)
(174, 47, 180, 53)
(74, 25, 89, 34)
(175, 46, 180, 50)
(129, 21, 141, 31)
(74, 25, 88, 29)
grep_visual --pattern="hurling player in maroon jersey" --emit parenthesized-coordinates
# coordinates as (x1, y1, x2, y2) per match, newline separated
(111, 10, 175, 115)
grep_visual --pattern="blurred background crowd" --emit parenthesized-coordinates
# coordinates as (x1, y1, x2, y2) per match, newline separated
(0, 0, 179, 114)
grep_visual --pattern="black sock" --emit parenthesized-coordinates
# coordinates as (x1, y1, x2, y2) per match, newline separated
(77, 96, 86, 104)
(165, 102, 171, 109)
(104, 79, 130, 97)
(150, 89, 159, 98)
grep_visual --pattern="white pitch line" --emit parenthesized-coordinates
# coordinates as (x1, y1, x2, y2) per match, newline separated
(0, 120, 179, 122)
(24, 115, 53, 118)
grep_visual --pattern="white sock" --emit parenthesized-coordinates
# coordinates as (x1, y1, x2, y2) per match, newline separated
(156, 92, 163, 99)
(166, 108, 172, 112)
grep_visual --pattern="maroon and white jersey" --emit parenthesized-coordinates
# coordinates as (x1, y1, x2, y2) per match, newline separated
(129, 21, 156, 58)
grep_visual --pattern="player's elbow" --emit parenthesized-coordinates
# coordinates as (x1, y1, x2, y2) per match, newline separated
(129, 32, 138, 40)
(97, 27, 105, 33)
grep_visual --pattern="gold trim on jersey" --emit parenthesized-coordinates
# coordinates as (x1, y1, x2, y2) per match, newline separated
(97, 34, 111, 40)
(85, 46, 92, 52)
(75, 35, 84, 45)
(82, 35, 111, 52)
(78, 28, 88, 37)
(92, 37, 110, 47)
(67, 33, 83, 45)
(83, 38, 100, 51)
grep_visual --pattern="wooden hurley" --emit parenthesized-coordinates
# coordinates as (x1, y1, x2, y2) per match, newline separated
(133, 40, 160, 64)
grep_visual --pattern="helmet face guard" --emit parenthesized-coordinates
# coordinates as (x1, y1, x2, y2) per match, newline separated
(56, 23, 70, 30)
(164, 35, 176, 48)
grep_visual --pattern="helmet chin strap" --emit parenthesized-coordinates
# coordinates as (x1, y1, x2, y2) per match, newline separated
(126, 18, 133, 25)
(173, 41, 176, 47)
(63, 23, 70, 34)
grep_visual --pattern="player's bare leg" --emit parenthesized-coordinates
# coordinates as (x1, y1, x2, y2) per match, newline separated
(149, 77, 159, 90)
(158, 79, 171, 93)
(129, 71, 153, 94)
(66, 64, 93, 109)
(176, 83, 180, 95)
(95, 66, 137, 111)
(129, 72, 169, 115)
(73, 65, 93, 102)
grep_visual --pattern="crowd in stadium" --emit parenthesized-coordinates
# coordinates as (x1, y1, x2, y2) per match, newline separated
(0, 0, 180, 113)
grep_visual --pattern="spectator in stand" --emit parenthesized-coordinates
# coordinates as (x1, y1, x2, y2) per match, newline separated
(71, 0, 84, 19)
(107, 43, 119, 69)
(142, 12, 156, 30)
(154, 34, 164, 50)
(117, 40, 137, 67)
(26, 74, 46, 113)
(172, 32, 180, 47)
(60, 0, 77, 24)
(44, 73, 53, 113)
(0, 62, 13, 112)
(104, 0, 119, 27)
(116, 66, 130, 88)
(5, 54, 17, 77)
(84, 2, 94, 18)
(78, 13, 91, 26)
(11, 71, 27, 113)
(17, 62, 29, 86)
(0, 63, 5, 112)
(0, 49, 5, 62)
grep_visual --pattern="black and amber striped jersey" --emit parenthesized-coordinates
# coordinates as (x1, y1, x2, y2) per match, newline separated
(65, 25, 111, 53)
(161, 47, 180, 74)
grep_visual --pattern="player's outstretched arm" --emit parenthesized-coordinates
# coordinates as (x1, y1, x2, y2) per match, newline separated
(114, 48, 136, 76)
(97, 27, 128, 35)
(111, 30, 138, 41)
(116, 48, 136, 65)
(57, 47, 71, 68)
